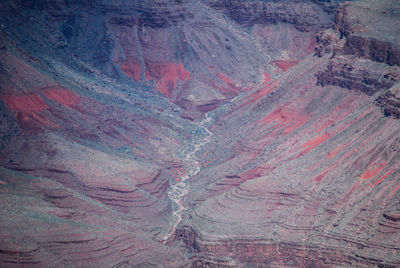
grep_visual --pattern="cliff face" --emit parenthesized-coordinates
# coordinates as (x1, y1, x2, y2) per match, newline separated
(317, 55, 400, 95)
(336, 1, 400, 66)
(177, 227, 399, 267)
(343, 35, 400, 66)
(377, 84, 400, 118)
(13, 0, 190, 27)
(315, 0, 400, 117)
(205, 0, 338, 32)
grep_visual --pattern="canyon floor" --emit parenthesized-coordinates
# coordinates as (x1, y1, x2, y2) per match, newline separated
(1, 0, 400, 267)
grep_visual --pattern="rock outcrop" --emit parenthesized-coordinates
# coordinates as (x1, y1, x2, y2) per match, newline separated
(177, 226, 400, 267)
(377, 84, 400, 118)
(205, 0, 338, 32)
(317, 56, 400, 95)
(315, 0, 400, 117)
(336, 1, 400, 66)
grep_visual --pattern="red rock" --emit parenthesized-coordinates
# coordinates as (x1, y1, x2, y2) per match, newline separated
(42, 87, 81, 107)
(120, 58, 141, 81)
(2, 94, 49, 113)
(145, 61, 190, 98)
(271, 60, 299, 72)
(1, 0, 400, 267)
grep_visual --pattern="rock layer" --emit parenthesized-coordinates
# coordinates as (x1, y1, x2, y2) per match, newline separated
(205, 0, 338, 32)
(377, 84, 400, 118)
(336, 1, 400, 66)
(315, 0, 400, 117)
(180, 54, 400, 266)
(317, 56, 400, 95)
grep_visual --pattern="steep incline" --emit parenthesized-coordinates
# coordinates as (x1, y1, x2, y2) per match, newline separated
(171, 1, 400, 266)
(179, 55, 400, 267)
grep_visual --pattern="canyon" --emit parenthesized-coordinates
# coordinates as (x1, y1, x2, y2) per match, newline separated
(0, 0, 400, 267)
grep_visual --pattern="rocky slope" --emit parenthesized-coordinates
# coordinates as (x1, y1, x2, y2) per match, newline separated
(175, 1, 400, 267)
(179, 55, 400, 266)
(1, 0, 400, 267)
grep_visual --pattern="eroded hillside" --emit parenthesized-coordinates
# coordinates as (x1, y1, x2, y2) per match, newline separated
(0, 0, 399, 267)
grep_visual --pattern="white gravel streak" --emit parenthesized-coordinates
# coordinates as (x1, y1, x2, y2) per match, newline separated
(162, 112, 213, 243)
